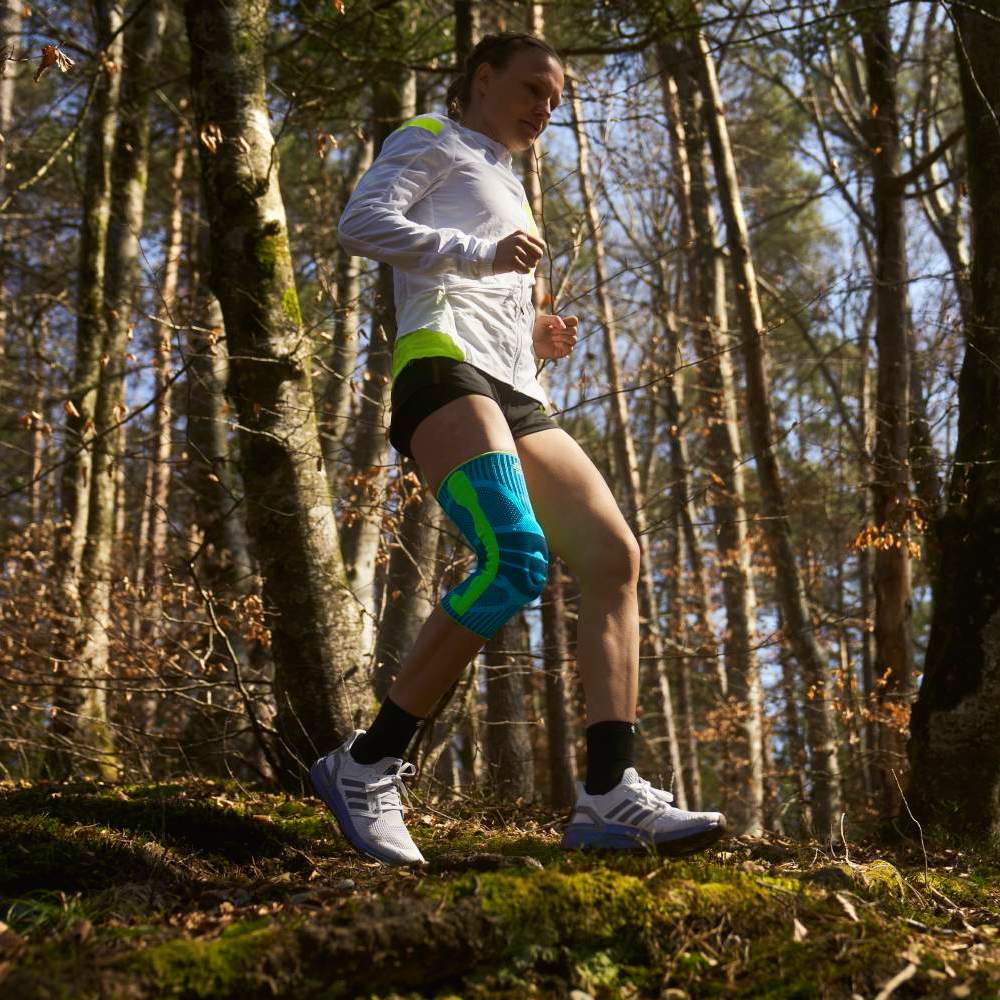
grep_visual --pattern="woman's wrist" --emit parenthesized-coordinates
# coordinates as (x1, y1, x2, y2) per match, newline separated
(466, 238, 498, 278)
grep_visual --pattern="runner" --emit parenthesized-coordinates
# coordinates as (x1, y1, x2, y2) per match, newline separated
(310, 31, 729, 865)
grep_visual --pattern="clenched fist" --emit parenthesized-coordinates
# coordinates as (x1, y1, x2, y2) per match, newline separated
(491, 229, 546, 275)
(532, 313, 579, 359)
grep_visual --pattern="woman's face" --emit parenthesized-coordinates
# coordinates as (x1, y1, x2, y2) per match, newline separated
(469, 47, 564, 152)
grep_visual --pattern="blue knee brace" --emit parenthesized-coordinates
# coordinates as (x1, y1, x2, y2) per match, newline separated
(435, 450, 549, 638)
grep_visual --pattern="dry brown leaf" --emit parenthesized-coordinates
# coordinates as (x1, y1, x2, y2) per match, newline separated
(33, 43, 56, 82)
(33, 43, 73, 83)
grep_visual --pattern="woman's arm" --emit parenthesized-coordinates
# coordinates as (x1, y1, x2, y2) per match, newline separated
(337, 122, 497, 278)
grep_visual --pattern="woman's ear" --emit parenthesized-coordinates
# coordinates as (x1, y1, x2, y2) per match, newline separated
(473, 60, 493, 99)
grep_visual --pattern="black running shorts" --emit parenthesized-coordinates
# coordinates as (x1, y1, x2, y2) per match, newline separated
(388, 356, 560, 460)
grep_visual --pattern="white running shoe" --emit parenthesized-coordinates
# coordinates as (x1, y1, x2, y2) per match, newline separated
(560, 767, 728, 857)
(309, 728, 426, 866)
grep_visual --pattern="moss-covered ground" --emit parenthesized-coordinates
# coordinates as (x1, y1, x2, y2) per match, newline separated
(1, 778, 998, 998)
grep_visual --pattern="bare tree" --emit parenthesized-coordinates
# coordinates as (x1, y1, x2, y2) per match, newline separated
(686, 9, 841, 837)
(48, 0, 124, 777)
(184, 0, 364, 782)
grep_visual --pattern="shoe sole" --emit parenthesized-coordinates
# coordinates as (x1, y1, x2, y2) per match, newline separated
(561, 818, 727, 858)
(309, 754, 424, 867)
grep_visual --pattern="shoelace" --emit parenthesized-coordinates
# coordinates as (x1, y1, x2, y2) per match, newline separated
(632, 775, 675, 811)
(363, 761, 417, 817)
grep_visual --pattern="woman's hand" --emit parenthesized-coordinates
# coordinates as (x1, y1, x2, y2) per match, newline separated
(492, 229, 546, 275)
(532, 312, 578, 359)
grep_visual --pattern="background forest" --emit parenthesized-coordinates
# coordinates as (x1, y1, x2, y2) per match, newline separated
(0, 0, 998, 861)
(4, 1, 1000, 996)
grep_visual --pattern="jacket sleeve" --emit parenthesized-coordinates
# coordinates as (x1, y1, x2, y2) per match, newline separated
(337, 123, 497, 278)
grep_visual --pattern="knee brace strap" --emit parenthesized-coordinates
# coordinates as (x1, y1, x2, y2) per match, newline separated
(435, 450, 549, 638)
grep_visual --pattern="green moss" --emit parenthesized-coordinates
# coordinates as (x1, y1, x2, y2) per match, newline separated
(425, 866, 658, 968)
(727, 909, 914, 999)
(421, 827, 566, 866)
(281, 286, 302, 326)
(0, 813, 178, 896)
(907, 865, 1000, 910)
(4, 778, 999, 997)
(245, 220, 290, 283)
(0, 784, 303, 869)
(851, 858, 907, 899)
(125, 918, 278, 998)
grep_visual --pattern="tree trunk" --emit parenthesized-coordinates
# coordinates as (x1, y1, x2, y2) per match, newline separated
(134, 117, 187, 643)
(482, 613, 535, 803)
(184, 0, 364, 783)
(0, 0, 22, 357)
(688, 15, 840, 838)
(906, 1, 1000, 841)
(29, 315, 49, 525)
(540, 556, 578, 809)
(662, 39, 763, 833)
(59, 0, 167, 778)
(453, 0, 478, 64)
(853, 2, 916, 819)
(857, 290, 876, 802)
(319, 137, 371, 492)
(47, 0, 124, 778)
(178, 209, 263, 778)
(339, 67, 415, 701)
(776, 607, 811, 837)
(374, 455, 445, 702)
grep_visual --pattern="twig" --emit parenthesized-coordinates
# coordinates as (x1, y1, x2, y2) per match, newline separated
(891, 767, 929, 889)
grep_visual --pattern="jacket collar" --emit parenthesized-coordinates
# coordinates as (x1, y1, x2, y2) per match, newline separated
(452, 117, 513, 169)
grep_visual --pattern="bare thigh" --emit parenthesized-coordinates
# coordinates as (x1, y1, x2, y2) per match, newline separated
(514, 427, 641, 586)
(410, 393, 517, 499)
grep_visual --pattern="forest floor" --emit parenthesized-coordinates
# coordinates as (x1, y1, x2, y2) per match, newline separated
(0, 778, 998, 999)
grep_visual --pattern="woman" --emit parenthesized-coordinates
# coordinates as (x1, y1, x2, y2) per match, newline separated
(310, 31, 728, 865)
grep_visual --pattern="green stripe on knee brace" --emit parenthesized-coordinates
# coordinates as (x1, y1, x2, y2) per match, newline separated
(435, 450, 549, 638)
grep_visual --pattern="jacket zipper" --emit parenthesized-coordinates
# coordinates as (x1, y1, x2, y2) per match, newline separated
(511, 286, 526, 385)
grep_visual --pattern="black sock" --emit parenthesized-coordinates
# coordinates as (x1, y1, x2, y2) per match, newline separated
(584, 719, 637, 795)
(349, 694, 425, 764)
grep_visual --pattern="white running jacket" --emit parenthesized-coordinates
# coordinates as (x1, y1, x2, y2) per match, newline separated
(336, 111, 550, 409)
